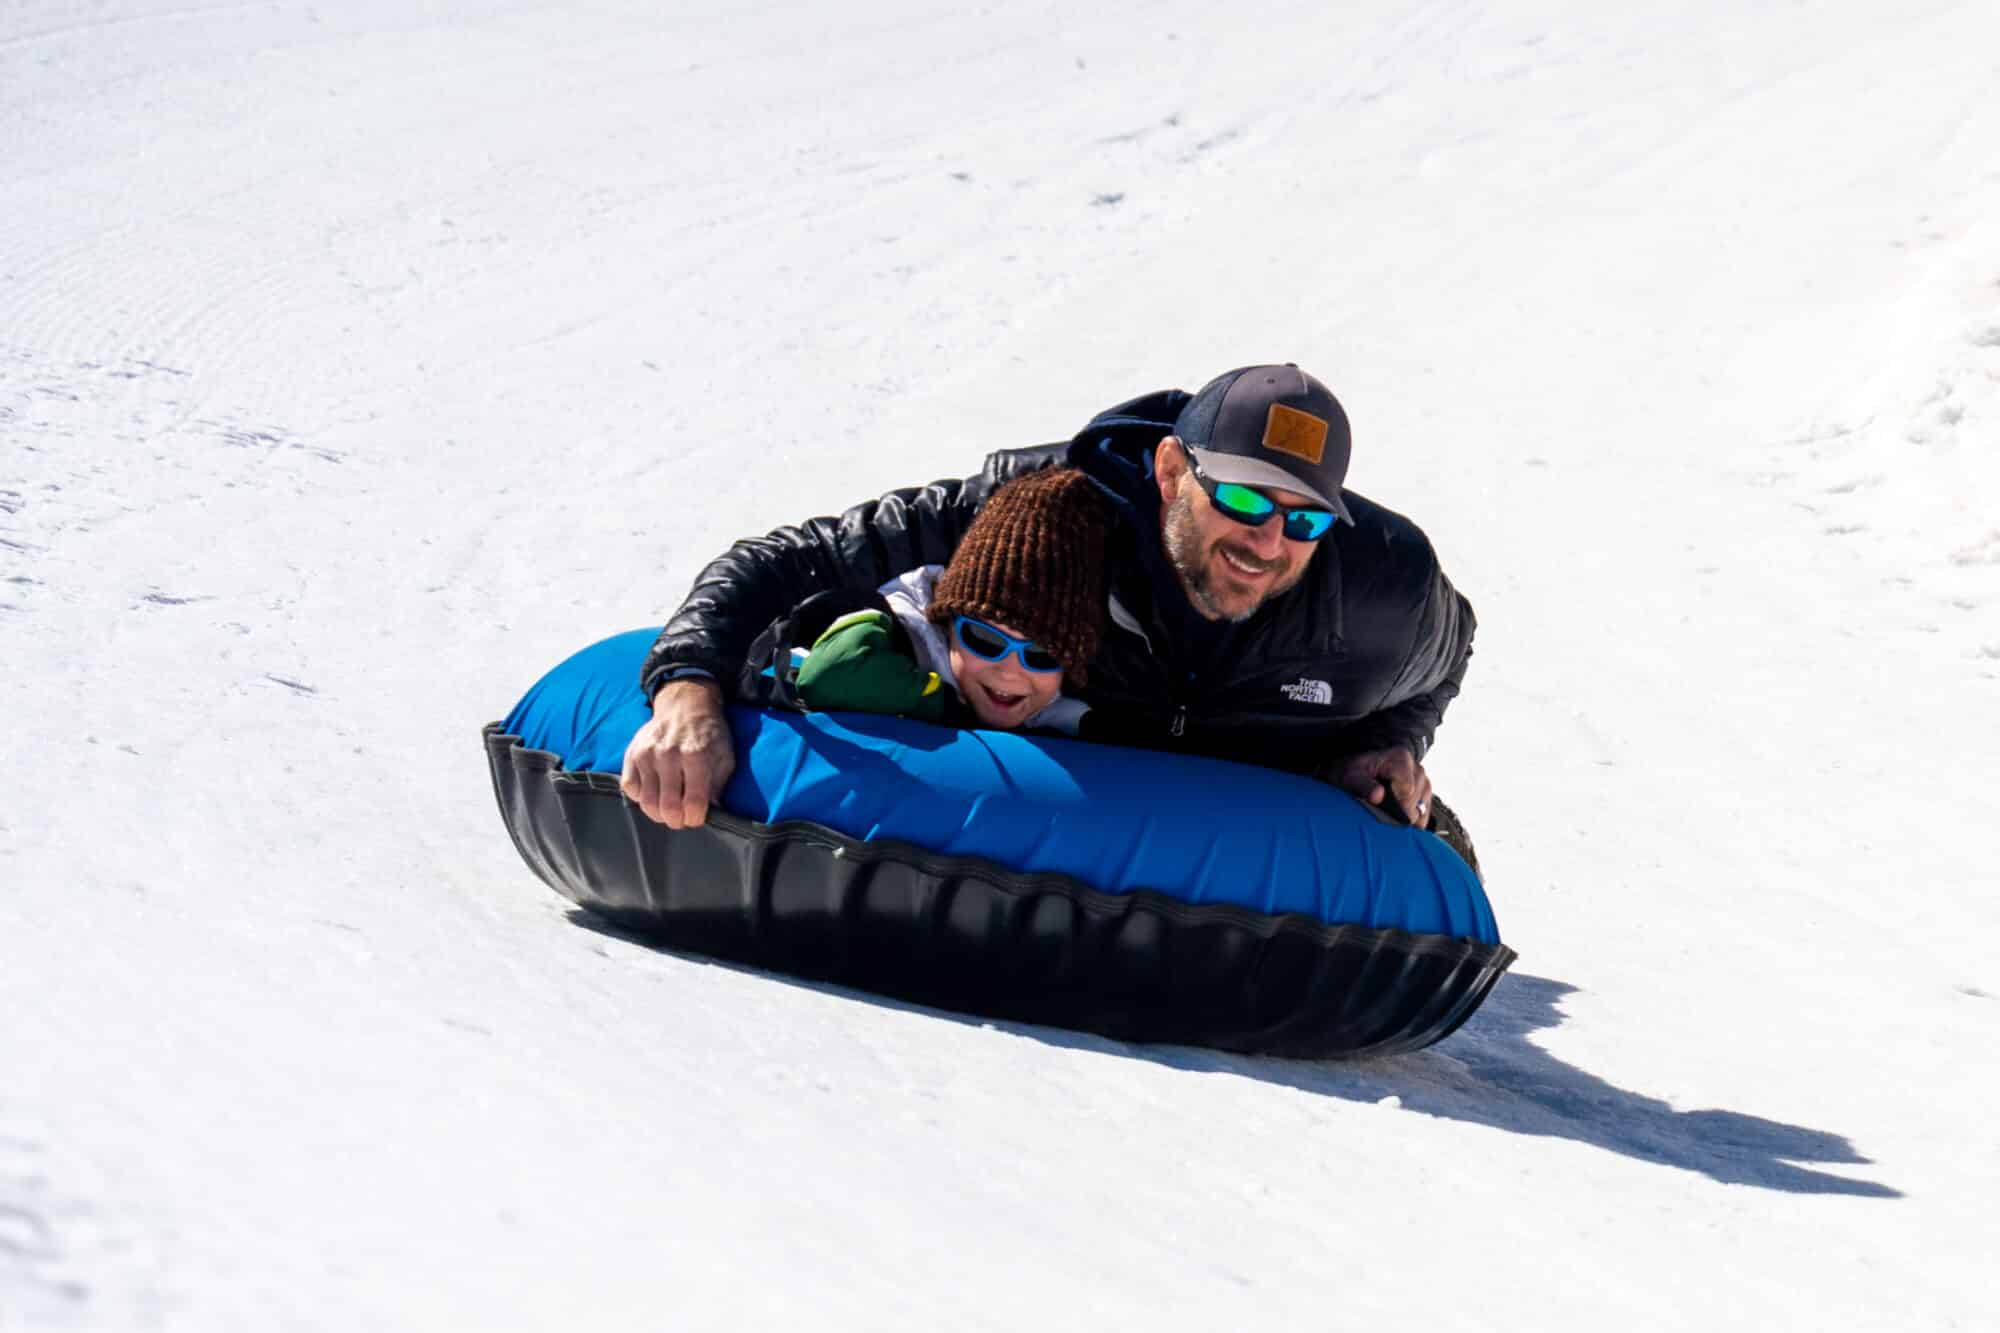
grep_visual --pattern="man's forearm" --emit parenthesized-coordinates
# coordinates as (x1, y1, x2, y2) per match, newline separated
(640, 473, 992, 700)
(1323, 573, 1475, 765)
(1334, 685, 1459, 763)
(643, 533, 818, 698)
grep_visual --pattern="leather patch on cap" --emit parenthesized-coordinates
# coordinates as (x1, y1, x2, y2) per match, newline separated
(1262, 403, 1328, 465)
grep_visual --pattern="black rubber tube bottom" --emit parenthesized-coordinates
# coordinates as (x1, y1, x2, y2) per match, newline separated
(486, 724, 1515, 1058)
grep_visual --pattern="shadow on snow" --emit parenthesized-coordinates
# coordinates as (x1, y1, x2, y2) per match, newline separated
(1175, 972, 1900, 1198)
(569, 911, 1897, 1199)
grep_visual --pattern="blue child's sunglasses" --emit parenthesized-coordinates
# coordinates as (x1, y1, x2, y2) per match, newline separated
(1179, 439, 1341, 541)
(952, 615, 1064, 674)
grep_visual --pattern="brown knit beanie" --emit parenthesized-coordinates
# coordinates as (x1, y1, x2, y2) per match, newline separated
(929, 467, 1110, 684)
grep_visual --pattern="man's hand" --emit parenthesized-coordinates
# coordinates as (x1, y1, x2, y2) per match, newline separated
(1333, 747, 1433, 828)
(621, 678, 735, 828)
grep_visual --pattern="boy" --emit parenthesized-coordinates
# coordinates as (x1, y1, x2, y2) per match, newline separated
(788, 466, 1108, 733)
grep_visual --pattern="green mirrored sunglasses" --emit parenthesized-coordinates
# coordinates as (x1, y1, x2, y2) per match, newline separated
(1178, 440, 1340, 541)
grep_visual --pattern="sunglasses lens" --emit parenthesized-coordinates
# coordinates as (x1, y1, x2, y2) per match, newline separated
(1210, 481, 1276, 523)
(1021, 647, 1063, 673)
(956, 619, 1009, 659)
(1283, 509, 1337, 541)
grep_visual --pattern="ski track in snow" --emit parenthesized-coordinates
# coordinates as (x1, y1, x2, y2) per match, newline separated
(0, 1116, 163, 1330)
(5, 1, 2000, 1329)
(1746, 216, 2000, 669)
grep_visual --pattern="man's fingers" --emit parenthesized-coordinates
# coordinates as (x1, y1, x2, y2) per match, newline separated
(676, 752, 710, 829)
(1392, 765, 1433, 828)
(625, 749, 687, 828)
(1388, 774, 1418, 823)
(647, 765, 679, 827)
(621, 749, 657, 820)
(1333, 749, 1431, 821)
(623, 761, 655, 820)
(628, 745, 727, 830)
(620, 685, 735, 829)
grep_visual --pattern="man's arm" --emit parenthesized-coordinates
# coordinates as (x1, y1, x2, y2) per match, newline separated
(1320, 564, 1475, 825)
(639, 480, 974, 698)
(640, 445, 1066, 698)
(1342, 564, 1476, 762)
(626, 444, 1066, 828)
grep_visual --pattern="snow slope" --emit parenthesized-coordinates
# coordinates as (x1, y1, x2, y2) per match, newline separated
(4, 1, 1997, 1327)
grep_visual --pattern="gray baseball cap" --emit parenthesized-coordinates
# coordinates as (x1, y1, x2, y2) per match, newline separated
(1172, 364, 1354, 524)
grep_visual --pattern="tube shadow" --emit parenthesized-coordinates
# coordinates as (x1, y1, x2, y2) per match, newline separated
(568, 911, 1897, 1199)
(1160, 972, 1901, 1198)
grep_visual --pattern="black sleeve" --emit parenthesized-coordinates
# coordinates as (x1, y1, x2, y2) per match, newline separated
(641, 446, 1066, 700)
(732, 587, 901, 711)
(1328, 564, 1476, 763)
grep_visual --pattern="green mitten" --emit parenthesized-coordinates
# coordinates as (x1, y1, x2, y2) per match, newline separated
(794, 610, 949, 723)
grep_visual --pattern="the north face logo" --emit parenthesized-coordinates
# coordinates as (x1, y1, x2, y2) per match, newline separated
(1280, 677, 1334, 706)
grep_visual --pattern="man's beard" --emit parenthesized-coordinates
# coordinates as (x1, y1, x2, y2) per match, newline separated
(1161, 489, 1303, 623)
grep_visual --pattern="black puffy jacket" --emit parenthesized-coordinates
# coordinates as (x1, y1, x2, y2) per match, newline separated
(643, 389, 1475, 779)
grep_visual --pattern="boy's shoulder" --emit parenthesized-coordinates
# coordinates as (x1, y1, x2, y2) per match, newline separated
(877, 563, 945, 610)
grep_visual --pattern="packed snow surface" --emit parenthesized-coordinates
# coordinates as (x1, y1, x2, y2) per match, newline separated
(5, 1, 1998, 1328)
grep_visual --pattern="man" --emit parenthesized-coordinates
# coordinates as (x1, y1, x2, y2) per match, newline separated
(623, 364, 1475, 854)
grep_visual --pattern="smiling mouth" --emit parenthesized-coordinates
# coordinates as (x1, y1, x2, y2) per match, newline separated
(980, 683, 1029, 711)
(1217, 546, 1276, 578)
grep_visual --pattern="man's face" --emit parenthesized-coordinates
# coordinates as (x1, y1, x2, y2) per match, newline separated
(1155, 436, 1320, 622)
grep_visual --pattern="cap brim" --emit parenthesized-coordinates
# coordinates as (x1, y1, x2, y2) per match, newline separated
(1186, 446, 1354, 524)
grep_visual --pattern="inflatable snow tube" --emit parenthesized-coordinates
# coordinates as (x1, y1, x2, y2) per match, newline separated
(485, 630, 1515, 1057)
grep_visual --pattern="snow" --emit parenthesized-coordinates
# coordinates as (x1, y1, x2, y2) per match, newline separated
(4, 1, 1998, 1327)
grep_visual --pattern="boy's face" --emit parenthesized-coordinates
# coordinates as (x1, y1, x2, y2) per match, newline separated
(949, 618, 1063, 729)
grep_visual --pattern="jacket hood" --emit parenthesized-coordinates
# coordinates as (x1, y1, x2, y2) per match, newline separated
(1063, 388, 1189, 514)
